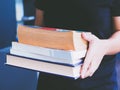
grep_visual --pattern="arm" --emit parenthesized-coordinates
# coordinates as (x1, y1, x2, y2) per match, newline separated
(80, 16, 120, 79)
(102, 16, 120, 55)
(35, 8, 44, 26)
(108, 17, 120, 54)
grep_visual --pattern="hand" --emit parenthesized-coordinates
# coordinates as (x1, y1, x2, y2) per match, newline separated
(80, 32, 109, 79)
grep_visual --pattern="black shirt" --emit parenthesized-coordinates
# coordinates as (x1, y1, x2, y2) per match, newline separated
(35, 0, 120, 39)
(35, 0, 120, 60)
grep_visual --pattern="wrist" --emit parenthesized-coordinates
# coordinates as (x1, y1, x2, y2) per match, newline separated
(104, 38, 116, 55)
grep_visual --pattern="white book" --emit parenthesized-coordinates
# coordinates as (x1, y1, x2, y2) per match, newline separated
(10, 49, 83, 66)
(6, 54, 82, 79)
(10, 42, 86, 65)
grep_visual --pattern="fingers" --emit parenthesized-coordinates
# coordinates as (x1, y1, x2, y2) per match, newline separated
(80, 47, 94, 78)
(80, 50, 104, 79)
(84, 58, 98, 78)
(80, 32, 102, 79)
(81, 55, 103, 78)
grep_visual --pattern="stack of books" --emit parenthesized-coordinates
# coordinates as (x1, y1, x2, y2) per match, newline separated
(6, 25, 88, 79)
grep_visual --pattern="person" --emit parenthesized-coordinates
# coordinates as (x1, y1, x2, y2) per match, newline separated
(34, 0, 120, 90)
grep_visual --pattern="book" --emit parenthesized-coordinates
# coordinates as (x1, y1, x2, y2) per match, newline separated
(10, 49, 83, 66)
(17, 24, 87, 51)
(10, 42, 86, 65)
(6, 54, 82, 79)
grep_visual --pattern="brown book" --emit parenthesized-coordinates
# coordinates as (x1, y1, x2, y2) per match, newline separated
(17, 25, 87, 51)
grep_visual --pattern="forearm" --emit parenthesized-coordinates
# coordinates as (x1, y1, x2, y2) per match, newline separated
(35, 9, 44, 26)
(106, 31, 120, 55)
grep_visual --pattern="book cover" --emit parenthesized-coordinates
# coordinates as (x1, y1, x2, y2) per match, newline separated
(6, 54, 82, 79)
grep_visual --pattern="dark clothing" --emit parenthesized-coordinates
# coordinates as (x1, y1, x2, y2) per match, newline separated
(35, 0, 120, 90)
(37, 58, 117, 90)
(35, 0, 120, 38)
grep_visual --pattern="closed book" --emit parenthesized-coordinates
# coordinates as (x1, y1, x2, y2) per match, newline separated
(10, 42, 85, 65)
(17, 24, 87, 51)
(6, 54, 82, 79)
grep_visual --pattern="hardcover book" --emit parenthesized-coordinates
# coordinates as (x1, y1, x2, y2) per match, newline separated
(10, 42, 86, 65)
(17, 24, 87, 51)
(6, 54, 82, 79)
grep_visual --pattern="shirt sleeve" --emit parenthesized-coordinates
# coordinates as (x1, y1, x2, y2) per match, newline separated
(34, 0, 45, 10)
(111, 0, 120, 16)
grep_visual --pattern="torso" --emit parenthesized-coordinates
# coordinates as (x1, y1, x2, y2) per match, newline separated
(43, 0, 114, 38)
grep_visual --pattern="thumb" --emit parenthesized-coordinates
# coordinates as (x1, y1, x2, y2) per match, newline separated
(81, 32, 98, 42)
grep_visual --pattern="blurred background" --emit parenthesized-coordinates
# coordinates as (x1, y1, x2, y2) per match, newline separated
(0, 0, 37, 90)
(16, 0, 35, 25)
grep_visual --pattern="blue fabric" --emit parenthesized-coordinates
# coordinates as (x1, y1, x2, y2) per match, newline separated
(115, 53, 120, 89)
(0, 0, 16, 48)
(0, 47, 38, 90)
